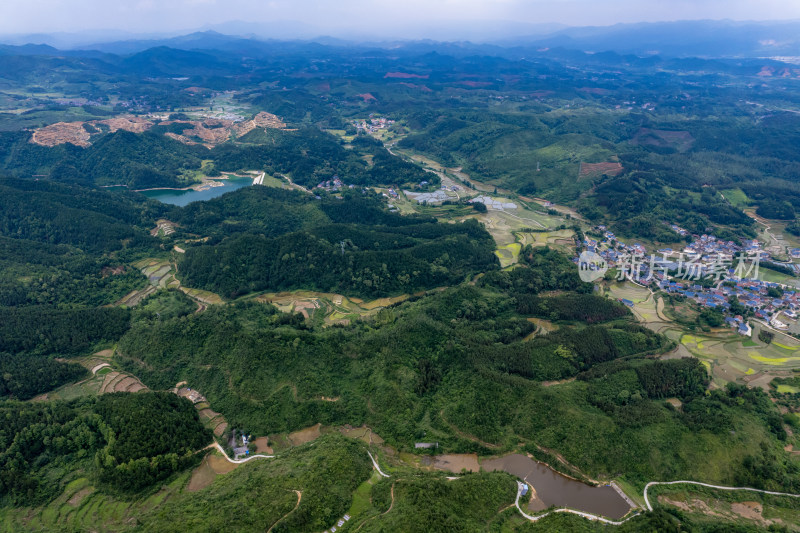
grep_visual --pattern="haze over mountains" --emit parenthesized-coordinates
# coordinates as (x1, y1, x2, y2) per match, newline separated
(2, 19, 800, 58)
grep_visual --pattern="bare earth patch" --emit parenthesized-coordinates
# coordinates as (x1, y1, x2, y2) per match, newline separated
(579, 161, 623, 179)
(213, 422, 228, 437)
(253, 437, 273, 454)
(112, 376, 137, 392)
(30, 121, 90, 147)
(666, 398, 683, 409)
(198, 408, 221, 421)
(187, 454, 238, 492)
(288, 423, 322, 446)
(339, 426, 385, 445)
(433, 454, 480, 473)
(731, 501, 764, 522)
(28, 112, 287, 149)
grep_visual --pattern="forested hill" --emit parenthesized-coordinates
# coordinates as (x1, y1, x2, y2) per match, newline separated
(0, 177, 162, 252)
(175, 188, 498, 299)
(167, 186, 436, 237)
(0, 123, 431, 190)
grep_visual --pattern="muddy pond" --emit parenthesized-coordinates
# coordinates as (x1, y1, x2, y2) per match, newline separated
(481, 454, 632, 520)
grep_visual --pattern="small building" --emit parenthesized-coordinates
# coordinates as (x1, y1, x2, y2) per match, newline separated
(771, 318, 789, 330)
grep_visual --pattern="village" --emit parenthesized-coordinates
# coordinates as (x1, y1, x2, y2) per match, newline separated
(582, 223, 800, 337)
(352, 115, 395, 134)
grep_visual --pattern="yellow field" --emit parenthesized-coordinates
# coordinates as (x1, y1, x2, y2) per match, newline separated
(495, 242, 522, 268)
(748, 352, 800, 365)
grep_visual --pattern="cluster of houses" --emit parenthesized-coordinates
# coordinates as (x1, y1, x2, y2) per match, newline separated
(315, 176, 356, 192)
(583, 228, 646, 267)
(583, 225, 800, 336)
(658, 277, 799, 332)
(353, 115, 395, 133)
(669, 224, 690, 237)
(585, 228, 767, 279)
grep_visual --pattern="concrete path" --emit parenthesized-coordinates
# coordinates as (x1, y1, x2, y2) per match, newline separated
(643, 480, 800, 512)
(367, 450, 390, 478)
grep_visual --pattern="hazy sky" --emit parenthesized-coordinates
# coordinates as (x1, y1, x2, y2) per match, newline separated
(3, 0, 800, 37)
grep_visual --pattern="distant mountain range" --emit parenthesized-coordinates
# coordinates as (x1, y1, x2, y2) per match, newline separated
(2, 19, 800, 59)
(513, 19, 800, 58)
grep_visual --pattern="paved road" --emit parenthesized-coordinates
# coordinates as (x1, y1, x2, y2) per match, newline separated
(367, 451, 390, 478)
(513, 481, 638, 525)
(210, 441, 274, 463)
(643, 480, 800, 512)
(514, 479, 800, 526)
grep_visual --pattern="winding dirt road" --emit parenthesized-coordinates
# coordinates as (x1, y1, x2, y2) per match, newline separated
(266, 490, 302, 533)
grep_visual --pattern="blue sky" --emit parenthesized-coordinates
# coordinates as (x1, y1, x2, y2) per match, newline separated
(2, 0, 800, 37)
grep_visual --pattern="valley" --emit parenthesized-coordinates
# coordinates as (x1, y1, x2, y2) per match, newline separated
(3, 22, 800, 533)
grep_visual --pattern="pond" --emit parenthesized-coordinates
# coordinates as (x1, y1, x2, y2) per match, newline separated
(481, 453, 633, 520)
(140, 177, 253, 206)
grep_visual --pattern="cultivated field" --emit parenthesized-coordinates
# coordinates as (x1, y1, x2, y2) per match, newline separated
(606, 281, 800, 390)
(253, 290, 411, 325)
(0, 474, 191, 532)
(578, 161, 623, 179)
(34, 350, 148, 401)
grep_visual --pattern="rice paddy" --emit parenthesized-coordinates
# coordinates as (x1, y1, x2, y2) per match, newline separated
(673, 326, 800, 389)
(603, 281, 800, 391)
(495, 242, 521, 268)
(33, 350, 148, 401)
(0, 474, 190, 532)
(252, 290, 413, 326)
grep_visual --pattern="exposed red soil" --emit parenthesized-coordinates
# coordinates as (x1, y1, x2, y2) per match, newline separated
(397, 83, 432, 92)
(579, 161, 623, 178)
(30, 112, 286, 148)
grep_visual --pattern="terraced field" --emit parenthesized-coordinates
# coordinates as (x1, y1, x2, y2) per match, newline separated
(670, 324, 800, 390)
(174, 383, 228, 437)
(35, 350, 147, 401)
(601, 282, 800, 390)
(253, 290, 413, 326)
(116, 258, 224, 309)
(0, 474, 191, 532)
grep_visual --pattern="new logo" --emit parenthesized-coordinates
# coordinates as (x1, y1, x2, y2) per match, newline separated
(578, 251, 608, 282)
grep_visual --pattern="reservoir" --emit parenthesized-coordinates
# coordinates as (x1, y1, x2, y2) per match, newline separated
(481, 453, 633, 520)
(140, 176, 252, 206)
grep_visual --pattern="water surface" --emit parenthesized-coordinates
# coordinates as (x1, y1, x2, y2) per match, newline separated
(482, 454, 632, 520)
(140, 177, 252, 206)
